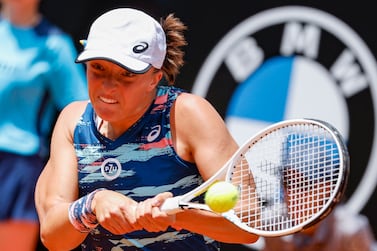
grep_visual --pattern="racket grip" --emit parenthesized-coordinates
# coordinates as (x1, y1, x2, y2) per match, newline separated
(160, 196, 184, 215)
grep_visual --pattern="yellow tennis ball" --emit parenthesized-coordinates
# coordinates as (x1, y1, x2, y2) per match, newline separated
(205, 181, 239, 213)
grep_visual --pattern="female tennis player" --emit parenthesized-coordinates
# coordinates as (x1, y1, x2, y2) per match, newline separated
(35, 7, 258, 251)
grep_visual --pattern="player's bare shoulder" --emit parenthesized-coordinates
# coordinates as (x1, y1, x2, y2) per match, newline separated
(175, 92, 220, 119)
(173, 93, 222, 157)
(55, 100, 89, 133)
(60, 101, 88, 119)
(174, 92, 234, 150)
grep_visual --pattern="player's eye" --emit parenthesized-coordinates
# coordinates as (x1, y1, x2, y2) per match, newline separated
(89, 62, 104, 71)
(121, 71, 135, 77)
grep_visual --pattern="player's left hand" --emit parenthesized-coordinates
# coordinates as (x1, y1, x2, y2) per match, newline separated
(135, 192, 176, 232)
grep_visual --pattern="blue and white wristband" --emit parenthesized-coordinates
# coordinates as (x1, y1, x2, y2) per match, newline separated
(68, 188, 105, 233)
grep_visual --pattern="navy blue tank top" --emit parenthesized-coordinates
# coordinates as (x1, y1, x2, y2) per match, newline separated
(73, 86, 219, 250)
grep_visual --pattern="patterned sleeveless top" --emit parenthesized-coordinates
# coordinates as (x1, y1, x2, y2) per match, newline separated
(73, 86, 219, 251)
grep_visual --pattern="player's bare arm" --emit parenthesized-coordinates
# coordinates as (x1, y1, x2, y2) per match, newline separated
(35, 101, 89, 250)
(169, 93, 259, 243)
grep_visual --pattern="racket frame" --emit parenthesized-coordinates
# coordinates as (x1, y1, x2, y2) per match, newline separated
(161, 118, 350, 237)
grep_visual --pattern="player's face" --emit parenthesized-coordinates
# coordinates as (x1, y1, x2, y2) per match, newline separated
(86, 59, 162, 124)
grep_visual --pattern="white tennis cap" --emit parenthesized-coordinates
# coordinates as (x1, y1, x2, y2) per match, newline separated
(76, 8, 166, 73)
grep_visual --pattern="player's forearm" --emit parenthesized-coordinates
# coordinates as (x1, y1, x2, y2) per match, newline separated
(174, 209, 258, 244)
(40, 203, 87, 251)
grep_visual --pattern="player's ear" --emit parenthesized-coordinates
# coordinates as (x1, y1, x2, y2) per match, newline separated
(150, 69, 163, 88)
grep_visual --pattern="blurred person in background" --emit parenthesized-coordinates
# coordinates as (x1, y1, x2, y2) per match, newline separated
(261, 205, 377, 251)
(0, 0, 88, 250)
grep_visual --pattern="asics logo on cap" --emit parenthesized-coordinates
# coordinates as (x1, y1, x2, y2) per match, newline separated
(133, 42, 149, 53)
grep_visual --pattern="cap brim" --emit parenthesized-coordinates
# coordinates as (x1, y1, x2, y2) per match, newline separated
(76, 50, 151, 74)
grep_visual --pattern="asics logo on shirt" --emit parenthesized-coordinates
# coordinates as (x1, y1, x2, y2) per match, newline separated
(147, 125, 161, 142)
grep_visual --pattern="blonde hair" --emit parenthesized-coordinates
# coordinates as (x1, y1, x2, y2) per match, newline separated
(160, 14, 187, 85)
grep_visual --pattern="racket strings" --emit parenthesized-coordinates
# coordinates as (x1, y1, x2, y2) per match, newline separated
(284, 129, 340, 227)
(229, 124, 342, 233)
(231, 157, 259, 224)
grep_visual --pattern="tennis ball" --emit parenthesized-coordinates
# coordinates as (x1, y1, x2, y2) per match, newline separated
(205, 181, 239, 213)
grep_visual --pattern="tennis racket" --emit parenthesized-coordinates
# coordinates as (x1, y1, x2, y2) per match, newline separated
(160, 118, 349, 237)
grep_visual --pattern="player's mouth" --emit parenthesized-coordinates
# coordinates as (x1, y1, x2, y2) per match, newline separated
(99, 96, 118, 104)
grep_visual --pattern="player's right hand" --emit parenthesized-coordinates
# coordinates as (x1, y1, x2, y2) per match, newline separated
(92, 189, 142, 234)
